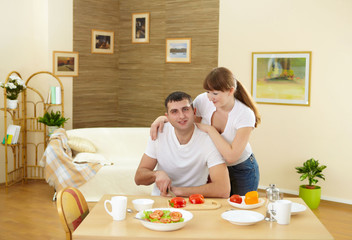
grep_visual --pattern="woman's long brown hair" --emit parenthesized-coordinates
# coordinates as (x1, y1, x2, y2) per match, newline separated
(203, 67, 261, 127)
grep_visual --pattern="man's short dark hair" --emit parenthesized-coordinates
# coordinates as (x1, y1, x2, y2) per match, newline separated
(164, 91, 193, 110)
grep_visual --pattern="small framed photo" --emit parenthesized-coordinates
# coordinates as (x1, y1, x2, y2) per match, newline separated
(252, 51, 311, 106)
(132, 12, 150, 43)
(91, 29, 114, 54)
(53, 51, 79, 77)
(166, 38, 192, 63)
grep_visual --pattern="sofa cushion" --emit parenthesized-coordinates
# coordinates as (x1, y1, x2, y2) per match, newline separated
(67, 128, 150, 164)
(67, 136, 96, 153)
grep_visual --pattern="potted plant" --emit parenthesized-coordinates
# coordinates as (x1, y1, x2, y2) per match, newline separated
(38, 110, 69, 136)
(0, 74, 26, 109)
(295, 158, 327, 209)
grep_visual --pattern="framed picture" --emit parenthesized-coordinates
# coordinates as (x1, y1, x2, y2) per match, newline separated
(132, 12, 150, 44)
(91, 29, 114, 54)
(53, 51, 79, 77)
(251, 51, 311, 106)
(166, 38, 192, 63)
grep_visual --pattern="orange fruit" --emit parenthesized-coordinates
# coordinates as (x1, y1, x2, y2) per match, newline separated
(244, 191, 259, 205)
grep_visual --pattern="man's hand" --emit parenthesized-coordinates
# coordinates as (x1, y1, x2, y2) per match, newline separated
(154, 170, 172, 196)
(195, 122, 212, 133)
(150, 116, 168, 140)
(135, 154, 173, 196)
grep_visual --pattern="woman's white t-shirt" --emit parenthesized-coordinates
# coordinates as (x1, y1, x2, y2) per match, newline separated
(145, 122, 225, 196)
(193, 92, 255, 166)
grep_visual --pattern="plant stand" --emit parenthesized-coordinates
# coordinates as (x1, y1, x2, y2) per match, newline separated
(1, 71, 65, 187)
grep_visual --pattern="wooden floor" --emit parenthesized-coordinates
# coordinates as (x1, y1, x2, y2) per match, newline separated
(0, 181, 351, 240)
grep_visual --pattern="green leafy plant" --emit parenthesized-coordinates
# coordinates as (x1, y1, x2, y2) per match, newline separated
(38, 110, 69, 127)
(295, 158, 327, 189)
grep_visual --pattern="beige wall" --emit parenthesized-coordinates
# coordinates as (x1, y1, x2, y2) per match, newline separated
(48, 0, 73, 130)
(0, 0, 73, 183)
(219, 0, 352, 204)
(1, 0, 352, 205)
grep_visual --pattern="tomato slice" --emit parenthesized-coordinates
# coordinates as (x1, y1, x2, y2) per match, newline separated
(149, 212, 161, 220)
(230, 194, 242, 204)
(160, 218, 171, 223)
(153, 210, 164, 217)
(170, 216, 181, 222)
(189, 194, 205, 204)
(170, 211, 183, 218)
(169, 197, 187, 208)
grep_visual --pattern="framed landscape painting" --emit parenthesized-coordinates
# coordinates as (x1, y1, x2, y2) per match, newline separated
(166, 38, 192, 63)
(53, 51, 79, 77)
(132, 12, 150, 43)
(251, 52, 311, 106)
(91, 29, 114, 54)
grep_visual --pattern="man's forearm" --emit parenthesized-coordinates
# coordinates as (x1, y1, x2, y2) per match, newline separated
(135, 168, 156, 186)
(172, 182, 230, 198)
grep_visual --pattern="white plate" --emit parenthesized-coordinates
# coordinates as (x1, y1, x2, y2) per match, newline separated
(135, 208, 193, 231)
(291, 202, 307, 215)
(227, 197, 265, 209)
(221, 210, 264, 225)
(267, 202, 307, 215)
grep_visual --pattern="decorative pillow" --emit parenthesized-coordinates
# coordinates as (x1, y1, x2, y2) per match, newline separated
(67, 136, 96, 153)
(73, 152, 112, 165)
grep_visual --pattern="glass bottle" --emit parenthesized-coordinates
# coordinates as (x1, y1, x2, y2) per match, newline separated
(265, 184, 280, 221)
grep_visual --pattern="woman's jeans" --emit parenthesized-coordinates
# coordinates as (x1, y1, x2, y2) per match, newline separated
(227, 153, 260, 196)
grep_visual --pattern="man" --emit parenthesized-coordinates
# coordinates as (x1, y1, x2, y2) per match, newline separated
(134, 91, 230, 198)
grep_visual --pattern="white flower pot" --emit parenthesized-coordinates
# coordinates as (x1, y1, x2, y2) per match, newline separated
(7, 99, 18, 109)
(48, 126, 59, 136)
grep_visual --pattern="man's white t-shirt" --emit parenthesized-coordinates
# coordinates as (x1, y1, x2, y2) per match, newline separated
(193, 92, 255, 166)
(145, 122, 225, 196)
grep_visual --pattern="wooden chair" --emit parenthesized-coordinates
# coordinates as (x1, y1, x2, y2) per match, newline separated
(56, 187, 89, 240)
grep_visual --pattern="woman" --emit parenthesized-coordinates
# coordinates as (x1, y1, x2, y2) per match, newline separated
(151, 67, 261, 196)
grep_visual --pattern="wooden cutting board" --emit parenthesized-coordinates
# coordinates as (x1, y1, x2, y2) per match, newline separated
(167, 199, 222, 210)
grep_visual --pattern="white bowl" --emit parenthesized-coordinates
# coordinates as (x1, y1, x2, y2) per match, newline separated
(132, 199, 154, 211)
(135, 208, 193, 231)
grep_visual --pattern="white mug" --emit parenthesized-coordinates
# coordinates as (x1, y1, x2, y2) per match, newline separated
(269, 200, 292, 225)
(104, 196, 127, 221)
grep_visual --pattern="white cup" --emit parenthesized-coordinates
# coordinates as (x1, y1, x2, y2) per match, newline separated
(270, 200, 292, 225)
(104, 196, 127, 221)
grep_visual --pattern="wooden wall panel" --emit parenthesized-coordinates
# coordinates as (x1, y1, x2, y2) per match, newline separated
(73, 0, 119, 128)
(73, 0, 218, 128)
(118, 0, 166, 127)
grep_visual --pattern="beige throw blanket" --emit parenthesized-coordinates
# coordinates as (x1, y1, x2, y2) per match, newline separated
(40, 128, 102, 191)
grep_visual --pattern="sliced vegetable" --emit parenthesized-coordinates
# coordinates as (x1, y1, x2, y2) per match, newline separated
(153, 210, 164, 217)
(244, 191, 259, 205)
(170, 211, 182, 222)
(169, 197, 187, 208)
(229, 194, 242, 204)
(189, 194, 205, 204)
(149, 212, 161, 220)
(142, 210, 184, 223)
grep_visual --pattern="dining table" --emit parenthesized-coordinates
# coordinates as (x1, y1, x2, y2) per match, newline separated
(73, 194, 334, 240)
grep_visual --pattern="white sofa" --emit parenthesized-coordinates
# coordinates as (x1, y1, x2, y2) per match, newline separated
(66, 127, 154, 202)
